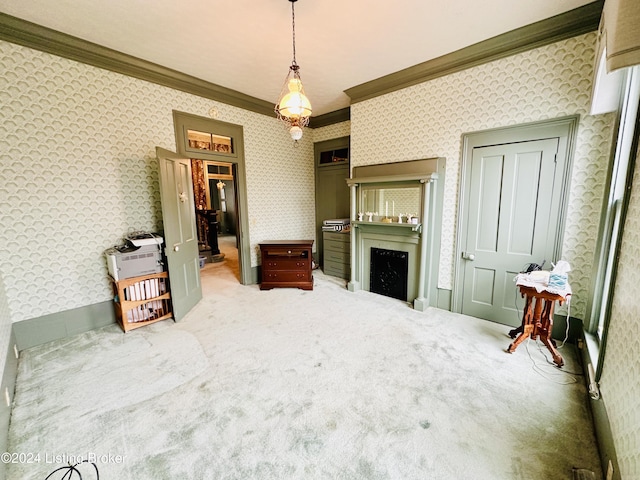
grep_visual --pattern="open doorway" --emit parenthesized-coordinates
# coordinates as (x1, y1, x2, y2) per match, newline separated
(191, 158, 240, 282)
(172, 110, 252, 285)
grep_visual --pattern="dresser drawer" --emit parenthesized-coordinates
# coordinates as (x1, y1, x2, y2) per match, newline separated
(324, 262, 349, 279)
(262, 247, 310, 258)
(324, 238, 350, 253)
(262, 270, 311, 283)
(324, 250, 349, 264)
(263, 259, 310, 271)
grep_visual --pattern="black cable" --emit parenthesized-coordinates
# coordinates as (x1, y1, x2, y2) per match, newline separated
(44, 460, 99, 480)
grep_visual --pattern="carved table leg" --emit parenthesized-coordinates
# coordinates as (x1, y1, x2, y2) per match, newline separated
(506, 286, 566, 366)
(507, 324, 534, 353)
(538, 299, 564, 367)
(507, 295, 536, 353)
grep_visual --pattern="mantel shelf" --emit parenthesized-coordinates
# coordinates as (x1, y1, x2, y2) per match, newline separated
(353, 221, 422, 232)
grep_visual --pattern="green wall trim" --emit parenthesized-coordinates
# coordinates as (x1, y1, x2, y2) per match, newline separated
(1, 3, 603, 128)
(578, 330, 621, 480)
(172, 110, 253, 287)
(251, 266, 260, 285)
(309, 108, 351, 128)
(13, 301, 116, 351)
(0, 12, 275, 118)
(436, 288, 452, 311)
(551, 315, 584, 343)
(0, 329, 18, 480)
(345, 1, 603, 104)
(0, 11, 347, 127)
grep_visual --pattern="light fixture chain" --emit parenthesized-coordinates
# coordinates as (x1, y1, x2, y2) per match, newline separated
(291, 1, 297, 65)
(276, 0, 311, 142)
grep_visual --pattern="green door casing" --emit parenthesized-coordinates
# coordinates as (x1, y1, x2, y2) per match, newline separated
(460, 138, 562, 326)
(314, 137, 350, 268)
(156, 147, 203, 321)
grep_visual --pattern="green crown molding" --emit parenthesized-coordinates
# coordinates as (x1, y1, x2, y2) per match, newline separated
(308, 107, 351, 128)
(345, 1, 604, 104)
(0, 12, 275, 118)
(1, 2, 602, 126)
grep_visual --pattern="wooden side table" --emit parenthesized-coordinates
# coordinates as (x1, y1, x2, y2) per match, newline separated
(507, 285, 566, 367)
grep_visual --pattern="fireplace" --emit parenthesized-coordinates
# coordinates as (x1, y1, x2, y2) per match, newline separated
(346, 157, 446, 311)
(370, 247, 409, 301)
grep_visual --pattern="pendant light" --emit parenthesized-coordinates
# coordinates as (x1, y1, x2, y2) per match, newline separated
(275, 0, 312, 142)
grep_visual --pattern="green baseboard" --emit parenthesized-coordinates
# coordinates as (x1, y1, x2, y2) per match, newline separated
(551, 314, 584, 342)
(436, 288, 452, 310)
(13, 301, 116, 351)
(251, 266, 260, 285)
(0, 329, 18, 480)
(577, 330, 620, 480)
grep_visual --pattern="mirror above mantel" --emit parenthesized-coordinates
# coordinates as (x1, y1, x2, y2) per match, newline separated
(346, 158, 446, 311)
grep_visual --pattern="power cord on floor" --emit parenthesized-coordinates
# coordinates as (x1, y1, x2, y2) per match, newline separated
(524, 338, 578, 384)
(44, 460, 99, 480)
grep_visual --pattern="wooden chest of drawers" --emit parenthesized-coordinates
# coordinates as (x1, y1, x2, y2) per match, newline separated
(259, 240, 314, 290)
(323, 231, 350, 279)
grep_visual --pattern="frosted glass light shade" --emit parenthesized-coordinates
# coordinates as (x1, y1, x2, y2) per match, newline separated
(275, 67, 312, 141)
(277, 78, 312, 119)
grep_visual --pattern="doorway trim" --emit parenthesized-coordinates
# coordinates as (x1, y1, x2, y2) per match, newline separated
(452, 115, 579, 313)
(314, 136, 350, 266)
(172, 110, 252, 285)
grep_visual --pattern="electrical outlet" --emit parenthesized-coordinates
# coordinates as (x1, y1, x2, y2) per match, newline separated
(4, 387, 10, 408)
(577, 338, 584, 349)
(606, 460, 613, 480)
(13, 344, 18, 359)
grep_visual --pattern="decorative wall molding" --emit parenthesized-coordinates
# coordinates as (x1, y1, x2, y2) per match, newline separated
(0, 12, 275, 118)
(345, 1, 604, 104)
(309, 108, 351, 128)
(1, 3, 603, 128)
(350, 31, 616, 319)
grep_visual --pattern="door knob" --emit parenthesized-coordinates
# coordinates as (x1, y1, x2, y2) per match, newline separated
(462, 252, 475, 261)
(174, 245, 180, 252)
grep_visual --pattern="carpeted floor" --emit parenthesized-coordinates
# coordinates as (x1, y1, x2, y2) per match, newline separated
(6, 236, 602, 479)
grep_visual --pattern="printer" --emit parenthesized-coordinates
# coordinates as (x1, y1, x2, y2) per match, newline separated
(105, 233, 164, 281)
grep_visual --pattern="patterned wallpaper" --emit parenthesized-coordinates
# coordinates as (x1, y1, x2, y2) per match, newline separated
(350, 32, 615, 318)
(312, 121, 351, 144)
(0, 274, 11, 379)
(0, 28, 636, 479)
(601, 141, 640, 479)
(0, 39, 316, 323)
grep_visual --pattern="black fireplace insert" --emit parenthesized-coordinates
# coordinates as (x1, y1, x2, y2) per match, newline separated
(370, 247, 409, 301)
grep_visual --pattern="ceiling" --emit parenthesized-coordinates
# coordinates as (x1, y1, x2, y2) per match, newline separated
(0, 0, 595, 116)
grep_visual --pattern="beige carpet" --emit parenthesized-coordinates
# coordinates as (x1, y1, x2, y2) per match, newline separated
(6, 236, 601, 479)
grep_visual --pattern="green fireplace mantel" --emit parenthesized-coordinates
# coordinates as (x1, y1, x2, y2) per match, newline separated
(352, 221, 422, 234)
(346, 158, 446, 311)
